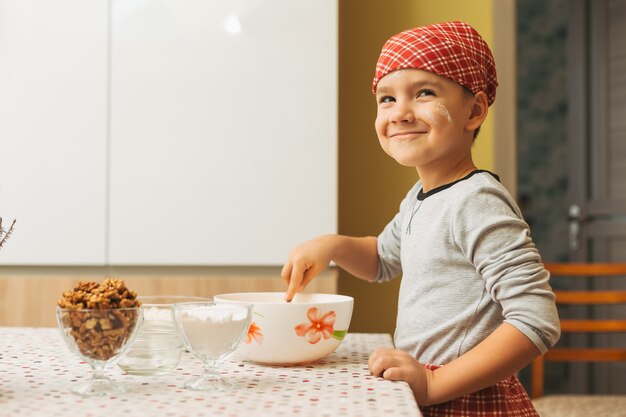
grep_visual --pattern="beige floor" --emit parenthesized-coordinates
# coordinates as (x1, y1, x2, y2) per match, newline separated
(533, 395, 626, 417)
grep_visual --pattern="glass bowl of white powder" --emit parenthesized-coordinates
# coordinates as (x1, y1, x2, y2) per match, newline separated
(172, 301, 252, 391)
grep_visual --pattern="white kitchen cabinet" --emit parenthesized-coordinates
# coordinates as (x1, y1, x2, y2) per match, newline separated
(0, 0, 336, 266)
(108, 0, 337, 265)
(0, 0, 108, 265)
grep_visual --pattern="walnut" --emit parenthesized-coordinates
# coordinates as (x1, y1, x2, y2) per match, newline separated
(58, 279, 142, 361)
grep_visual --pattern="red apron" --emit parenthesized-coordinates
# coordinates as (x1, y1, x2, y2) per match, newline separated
(420, 365, 539, 417)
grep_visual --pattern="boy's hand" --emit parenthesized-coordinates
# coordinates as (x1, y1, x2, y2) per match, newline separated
(368, 347, 434, 405)
(281, 235, 337, 302)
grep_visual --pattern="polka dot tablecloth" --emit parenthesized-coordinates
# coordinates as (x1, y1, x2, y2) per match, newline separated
(0, 328, 421, 417)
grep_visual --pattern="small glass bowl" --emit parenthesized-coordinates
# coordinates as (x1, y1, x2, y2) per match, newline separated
(117, 295, 210, 376)
(172, 302, 252, 391)
(56, 306, 143, 396)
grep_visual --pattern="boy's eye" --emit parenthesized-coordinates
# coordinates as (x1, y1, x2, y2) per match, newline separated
(378, 95, 395, 104)
(417, 89, 435, 98)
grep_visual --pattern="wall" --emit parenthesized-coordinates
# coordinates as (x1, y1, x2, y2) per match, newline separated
(338, 0, 496, 334)
(516, 0, 569, 263)
(0, 267, 337, 327)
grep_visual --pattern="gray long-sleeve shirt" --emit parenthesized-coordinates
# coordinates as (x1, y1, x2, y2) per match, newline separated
(375, 170, 560, 365)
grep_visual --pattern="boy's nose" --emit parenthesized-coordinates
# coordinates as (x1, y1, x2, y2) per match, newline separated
(389, 103, 415, 124)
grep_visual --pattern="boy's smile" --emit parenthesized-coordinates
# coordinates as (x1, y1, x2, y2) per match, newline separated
(389, 130, 428, 140)
(374, 69, 483, 185)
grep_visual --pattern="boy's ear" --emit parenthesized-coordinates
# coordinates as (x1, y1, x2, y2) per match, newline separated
(465, 91, 489, 132)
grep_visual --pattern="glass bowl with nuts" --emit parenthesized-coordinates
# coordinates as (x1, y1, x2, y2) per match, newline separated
(56, 278, 143, 397)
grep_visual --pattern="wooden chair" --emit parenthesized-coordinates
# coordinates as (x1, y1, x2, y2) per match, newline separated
(531, 262, 626, 417)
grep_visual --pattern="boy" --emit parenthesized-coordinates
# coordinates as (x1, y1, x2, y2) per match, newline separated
(282, 22, 559, 416)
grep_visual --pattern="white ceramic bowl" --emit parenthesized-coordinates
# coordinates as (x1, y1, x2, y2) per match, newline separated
(213, 292, 353, 365)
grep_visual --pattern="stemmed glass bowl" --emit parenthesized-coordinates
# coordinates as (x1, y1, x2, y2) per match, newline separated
(172, 301, 252, 392)
(117, 295, 210, 376)
(56, 306, 143, 396)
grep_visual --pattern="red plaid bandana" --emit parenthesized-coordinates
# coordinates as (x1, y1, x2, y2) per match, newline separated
(372, 21, 498, 106)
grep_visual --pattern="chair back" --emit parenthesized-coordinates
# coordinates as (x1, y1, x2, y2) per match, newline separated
(531, 262, 626, 398)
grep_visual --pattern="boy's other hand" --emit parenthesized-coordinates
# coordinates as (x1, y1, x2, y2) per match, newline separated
(368, 347, 434, 405)
(281, 235, 336, 302)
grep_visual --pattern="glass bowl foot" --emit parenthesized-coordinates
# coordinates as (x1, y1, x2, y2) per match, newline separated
(184, 374, 238, 392)
(71, 377, 125, 397)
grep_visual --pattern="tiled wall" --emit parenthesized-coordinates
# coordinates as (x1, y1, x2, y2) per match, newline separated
(516, 0, 570, 263)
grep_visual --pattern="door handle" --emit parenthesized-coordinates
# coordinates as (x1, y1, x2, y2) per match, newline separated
(568, 204, 585, 251)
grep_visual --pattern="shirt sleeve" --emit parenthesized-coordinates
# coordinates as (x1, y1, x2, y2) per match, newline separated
(373, 184, 419, 283)
(451, 185, 561, 353)
(374, 211, 403, 283)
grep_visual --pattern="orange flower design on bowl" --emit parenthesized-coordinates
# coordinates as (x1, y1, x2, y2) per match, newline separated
(294, 307, 336, 344)
(245, 322, 263, 345)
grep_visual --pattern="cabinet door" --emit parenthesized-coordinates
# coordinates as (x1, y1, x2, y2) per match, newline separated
(0, 0, 108, 265)
(109, 0, 337, 265)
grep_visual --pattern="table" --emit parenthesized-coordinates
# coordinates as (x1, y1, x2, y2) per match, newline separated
(0, 328, 421, 417)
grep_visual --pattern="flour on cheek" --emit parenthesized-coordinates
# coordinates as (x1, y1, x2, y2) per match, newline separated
(424, 110, 440, 126)
(437, 103, 453, 122)
(423, 103, 452, 126)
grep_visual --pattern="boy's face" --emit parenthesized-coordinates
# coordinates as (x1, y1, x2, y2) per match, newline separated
(374, 69, 477, 169)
